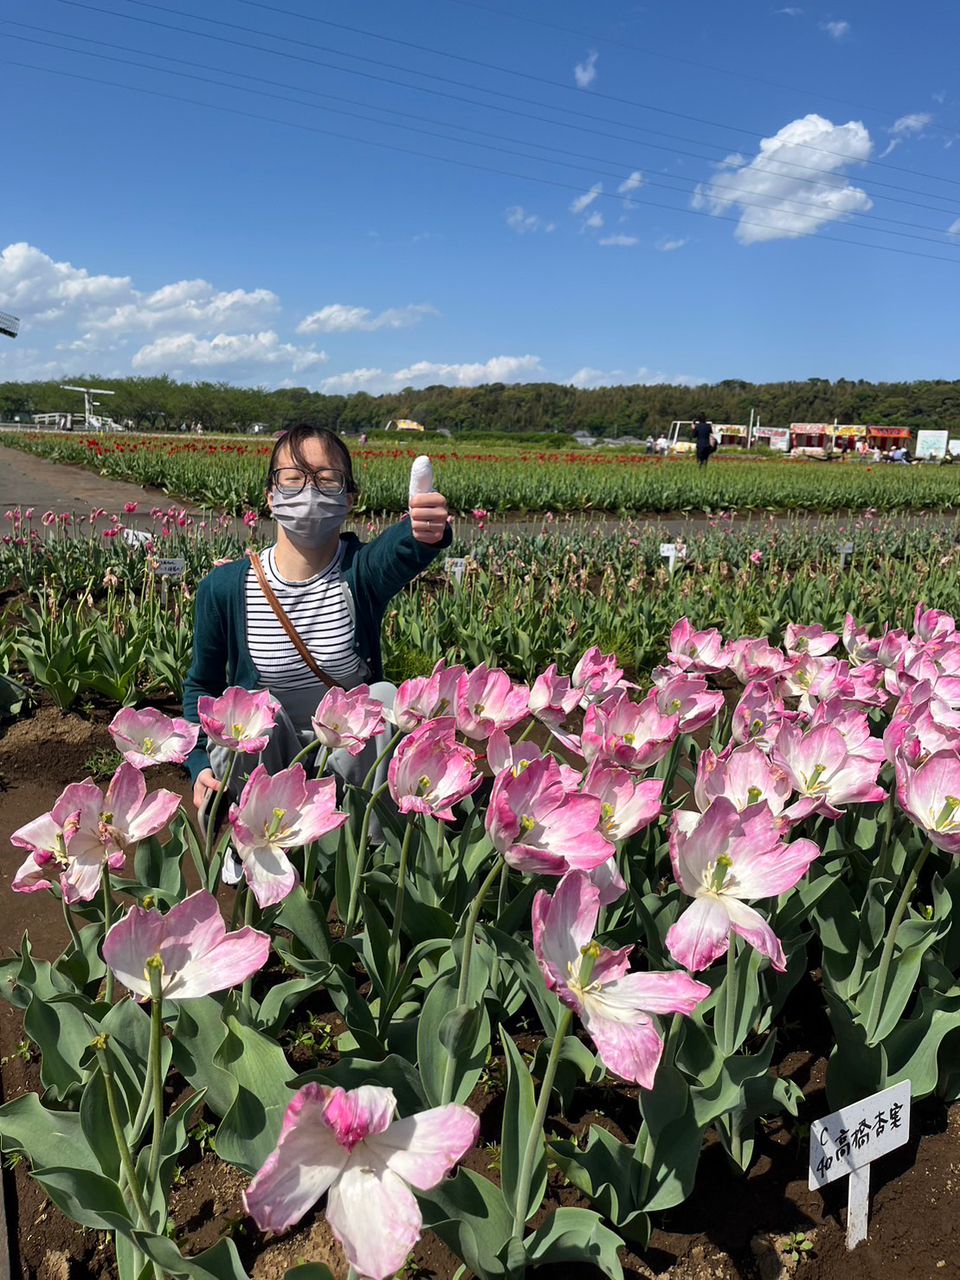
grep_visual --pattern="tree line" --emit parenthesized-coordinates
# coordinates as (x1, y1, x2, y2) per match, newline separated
(2, 374, 960, 436)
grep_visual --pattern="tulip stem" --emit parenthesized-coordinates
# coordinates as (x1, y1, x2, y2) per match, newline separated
(94, 1038, 152, 1230)
(511, 1007, 574, 1240)
(241, 889, 256, 1010)
(487, 861, 510, 993)
(440, 858, 505, 1105)
(146, 963, 166, 1204)
(101, 865, 115, 1005)
(61, 893, 83, 955)
(362, 728, 404, 792)
(876, 791, 898, 883)
(203, 749, 237, 873)
(865, 843, 930, 1044)
(344, 781, 391, 933)
(516, 718, 537, 743)
(387, 820, 417, 972)
(289, 738, 328, 770)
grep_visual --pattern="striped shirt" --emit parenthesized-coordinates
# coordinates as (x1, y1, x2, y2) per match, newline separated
(245, 544, 363, 730)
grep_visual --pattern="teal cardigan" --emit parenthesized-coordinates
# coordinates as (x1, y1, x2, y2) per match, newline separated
(182, 520, 450, 781)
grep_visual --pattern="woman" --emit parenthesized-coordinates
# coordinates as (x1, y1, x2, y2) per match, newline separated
(183, 423, 451, 815)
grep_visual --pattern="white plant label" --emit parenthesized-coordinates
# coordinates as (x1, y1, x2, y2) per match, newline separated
(838, 542, 854, 568)
(808, 1080, 910, 1250)
(447, 557, 467, 584)
(153, 557, 186, 577)
(660, 542, 677, 573)
(122, 527, 152, 547)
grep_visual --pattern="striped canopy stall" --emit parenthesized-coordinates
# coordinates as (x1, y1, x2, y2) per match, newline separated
(0, 311, 19, 339)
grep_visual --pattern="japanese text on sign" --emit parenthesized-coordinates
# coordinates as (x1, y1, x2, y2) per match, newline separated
(808, 1081, 910, 1189)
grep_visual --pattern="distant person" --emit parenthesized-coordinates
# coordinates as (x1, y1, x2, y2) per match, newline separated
(645, 435, 655, 454)
(693, 413, 715, 468)
(656, 434, 668, 456)
(359, 432, 368, 444)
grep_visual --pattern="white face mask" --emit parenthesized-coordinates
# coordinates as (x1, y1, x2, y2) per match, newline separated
(270, 485, 350, 549)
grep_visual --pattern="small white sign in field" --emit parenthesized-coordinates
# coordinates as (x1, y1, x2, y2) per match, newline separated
(153, 557, 186, 577)
(809, 1080, 910, 1249)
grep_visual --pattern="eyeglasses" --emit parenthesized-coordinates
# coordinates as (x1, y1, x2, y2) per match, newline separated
(270, 466, 348, 496)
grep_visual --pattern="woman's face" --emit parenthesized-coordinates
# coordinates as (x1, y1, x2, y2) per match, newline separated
(266, 437, 354, 515)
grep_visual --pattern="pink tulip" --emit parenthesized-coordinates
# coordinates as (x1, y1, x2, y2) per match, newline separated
(387, 718, 482, 821)
(197, 686, 280, 753)
(896, 749, 960, 854)
(914, 605, 956, 645)
(694, 744, 792, 817)
(11, 765, 180, 903)
(244, 1084, 478, 1280)
(809, 699, 886, 765)
(486, 755, 613, 877)
(843, 661, 891, 710)
(103, 890, 270, 999)
(725, 638, 791, 686)
(109, 706, 200, 768)
(533, 871, 709, 1086)
(571, 647, 627, 703)
(884, 685, 960, 765)
(529, 663, 581, 729)
(486, 730, 582, 792)
(654, 674, 724, 735)
(229, 764, 348, 907)
(784, 623, 840, 658)
(41, 510, 56, 527)
(583, 761, 664, 840)
(456, 664, 530, 741)
(311, 684, 386, 756)
(667, 618, 728, 674)
(772, 723, 886, 821)
(730, 679, 798, 752)
(389, 660, 465, 732)
(843, 613, 882, 665)
(665, 800, 820, 972)
(242, 509, 259, 528)
(581, 690, 679, 773)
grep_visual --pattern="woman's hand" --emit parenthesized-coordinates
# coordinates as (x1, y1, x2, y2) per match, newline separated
(409, 491, 450, 544)
(193, 768, 221, 815)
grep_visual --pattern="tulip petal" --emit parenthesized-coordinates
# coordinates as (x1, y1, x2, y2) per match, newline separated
(244, 1087, 350, 1234)
(368, 1104, 479, 1191)
(724, 897, 787, 971)
(326, 1165, 422, 1280)
(580, 1005, 664, 1088)
(665, 895, 733, 972)
(729, 838, 820, 899)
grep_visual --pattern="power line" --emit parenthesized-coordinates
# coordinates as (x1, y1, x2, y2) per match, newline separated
(8, 22, 960, 250)
(7, 53, 960, 268)
(49, 0, 960, 202)
(151, 0, 960, 187)
(440, 0, 960, 141)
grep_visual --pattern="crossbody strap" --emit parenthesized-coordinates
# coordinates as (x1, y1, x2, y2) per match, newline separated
(246, 549, 344, 690)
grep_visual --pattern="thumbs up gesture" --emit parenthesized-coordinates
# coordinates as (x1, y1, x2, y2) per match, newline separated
(408, 455, 449, 544)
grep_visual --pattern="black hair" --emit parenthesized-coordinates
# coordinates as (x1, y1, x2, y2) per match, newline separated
(268, 424, 358, 493)
(694, 413, 709, 424)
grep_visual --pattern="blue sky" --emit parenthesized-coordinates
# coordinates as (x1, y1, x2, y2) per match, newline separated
(2, 0, 959, 391)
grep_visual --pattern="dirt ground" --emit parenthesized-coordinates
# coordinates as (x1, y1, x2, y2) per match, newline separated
(2, 706, 960, 1279)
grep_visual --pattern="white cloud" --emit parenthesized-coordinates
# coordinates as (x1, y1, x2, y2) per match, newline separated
(93, 283, 279, 334)
(505, 206, 555, 234)
(776, 7, 803, 14)
(296, 303, 435, 335)
(695, 113, 872, 244)
(574, 50, 599, 89)
(570, 183, 603, 214)
(821, 19, 850, 38)
(618, 171, 645, 194)
(567, 367, 703, 389)
(317, 355, 543, 394)
(131, 331, 327, 373)
(881, 111, 934, 157)
(659, 238, 689, 251)
(0, 242, 131, 323)
(584, 211, 605, 230)
(948, 218, 960, 236)
(599, 234, 638, 247)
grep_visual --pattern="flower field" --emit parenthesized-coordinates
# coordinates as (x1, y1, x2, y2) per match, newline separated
(4, 497, 960, 1277)
(5, 429, 960, 514)
(4, 584, 960, 1278)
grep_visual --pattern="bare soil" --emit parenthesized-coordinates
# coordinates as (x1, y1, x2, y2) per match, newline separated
(1, 706, 959, 1280)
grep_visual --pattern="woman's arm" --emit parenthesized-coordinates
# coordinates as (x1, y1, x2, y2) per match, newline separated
(356, 510, 453, 605)
(182, 574, 229, 782)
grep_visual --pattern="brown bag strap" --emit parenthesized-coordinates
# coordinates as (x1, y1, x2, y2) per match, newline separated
(246, 550, 344, 689)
